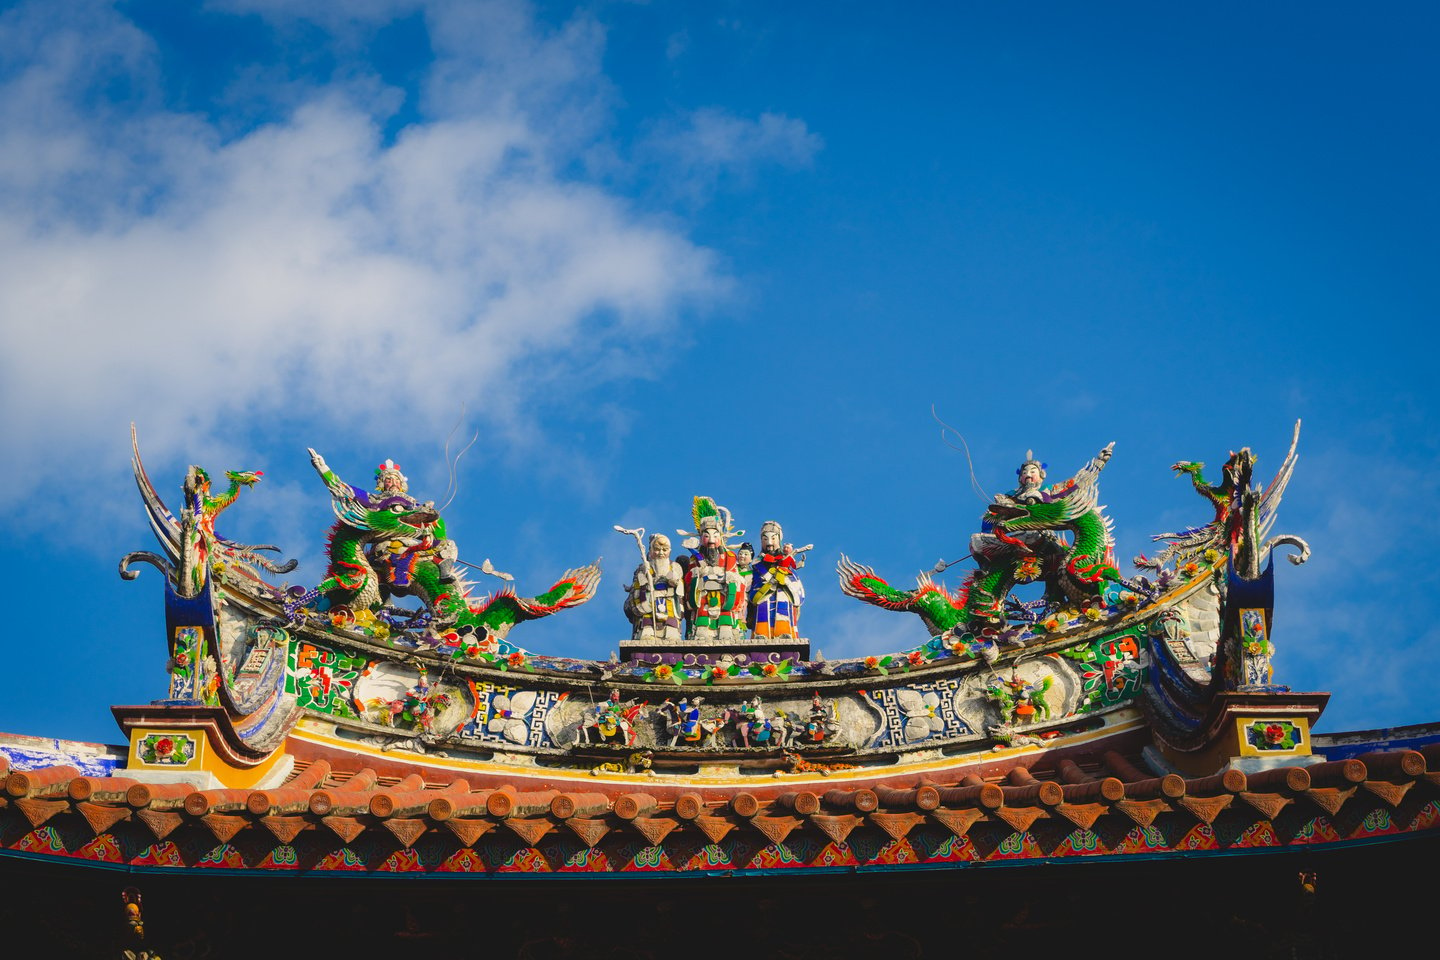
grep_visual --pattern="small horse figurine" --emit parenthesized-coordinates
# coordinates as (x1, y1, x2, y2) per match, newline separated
(656, 697, 726, 748)
(578, 692, 648, 746)
(728, 698, 790, 748)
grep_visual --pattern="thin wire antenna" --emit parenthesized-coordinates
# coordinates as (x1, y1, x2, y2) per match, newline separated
(439, 404, 467, 508)
(438, 428, 479, 511)
(931, 404, 990, 502)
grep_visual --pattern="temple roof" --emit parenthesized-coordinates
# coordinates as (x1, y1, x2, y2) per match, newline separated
(4, 742, 1436, 875)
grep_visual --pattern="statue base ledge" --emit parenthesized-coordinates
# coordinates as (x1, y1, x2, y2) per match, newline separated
(619, 638, 810, 665)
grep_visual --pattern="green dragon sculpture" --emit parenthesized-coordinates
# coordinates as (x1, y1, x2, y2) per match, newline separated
(839, 443, 1122, 636)
(124, 425, 298, 597)
(289, 449, 600, 655)
(1136, 420, 1309, 579)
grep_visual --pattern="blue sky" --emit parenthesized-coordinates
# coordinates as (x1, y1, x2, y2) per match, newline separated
(1, 1, 1435, 744)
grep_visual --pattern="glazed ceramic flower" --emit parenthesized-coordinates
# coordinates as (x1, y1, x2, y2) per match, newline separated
(487, 691, 538, 744)
(896, 690, 944, 741)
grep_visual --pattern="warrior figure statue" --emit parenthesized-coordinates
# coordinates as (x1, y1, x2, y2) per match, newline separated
(298, 450, 599, 649)
(680, 497, 747, 644)
(839, 441, 1120, 637)
(314, 452, 462, 600)
(964, 444, 1116, 625)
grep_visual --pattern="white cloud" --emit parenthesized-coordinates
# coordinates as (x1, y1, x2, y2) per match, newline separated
(0, 0, 726, 502)
(641, 107, 823, 197)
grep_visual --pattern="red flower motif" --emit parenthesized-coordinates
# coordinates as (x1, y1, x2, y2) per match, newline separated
(154, 737, 174, 757)
(1264, 724, 1286, 744)
(864, 656, 880, 669)
(507, 652, 526, 668)
(762, 663, 779, 676)
(907, 651, 925, 666)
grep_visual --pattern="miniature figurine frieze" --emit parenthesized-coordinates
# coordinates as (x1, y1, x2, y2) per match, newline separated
(795, 692, 843, 745)
(731, 697, 789, 747)
(656, 697, 728, 747)
(616, 528, 685, 643)
(679, 497, 747, 643)
(984, 668, 1054, 726)
(571, 690, 862, 752)
(289, 448, 600, 656)
(577, 689, 648, 746)
(352, 663, 461, 735)
(749, 520, 810, 639)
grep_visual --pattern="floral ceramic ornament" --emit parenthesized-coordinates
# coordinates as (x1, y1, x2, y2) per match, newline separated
(896, 689, 945, 741)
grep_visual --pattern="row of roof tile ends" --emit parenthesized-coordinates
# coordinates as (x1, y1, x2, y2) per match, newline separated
(2, 746, 1436, 852)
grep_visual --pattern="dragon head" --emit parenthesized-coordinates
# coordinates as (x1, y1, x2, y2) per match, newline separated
(357, 495, 443, 539)
(226, 470, 264, 487)
(985, 497, 1065, 531)
(1221, 448, 1257, 494)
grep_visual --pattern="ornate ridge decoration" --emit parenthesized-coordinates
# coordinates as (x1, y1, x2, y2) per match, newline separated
(108, 423, 1320, 772)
